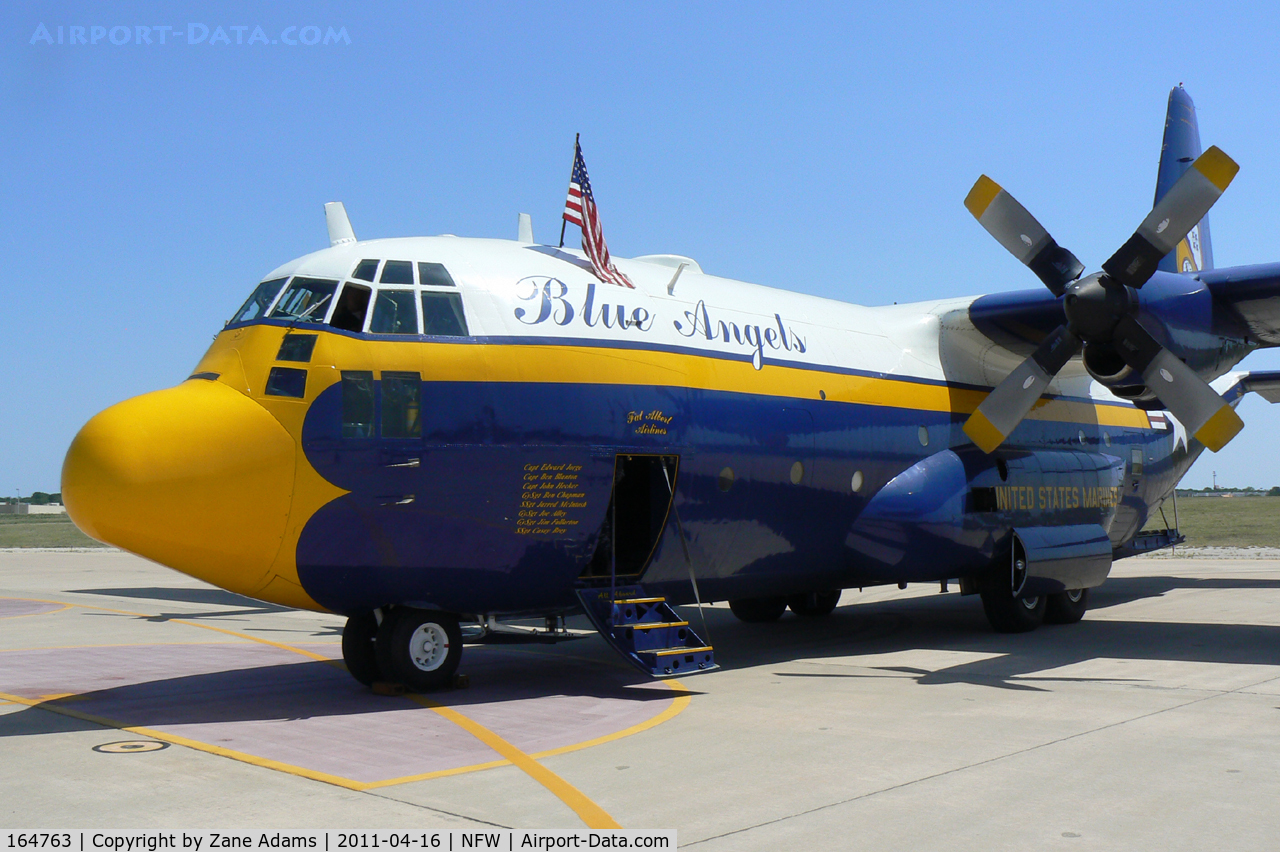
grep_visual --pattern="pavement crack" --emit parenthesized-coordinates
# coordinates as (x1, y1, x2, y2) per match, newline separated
(686, 677, 1274, 847)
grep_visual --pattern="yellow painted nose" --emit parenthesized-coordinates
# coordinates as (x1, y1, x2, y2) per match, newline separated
(62, 380, 296, 597)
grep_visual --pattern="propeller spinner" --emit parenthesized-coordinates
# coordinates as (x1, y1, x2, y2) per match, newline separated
(962, 146, 1242, 454)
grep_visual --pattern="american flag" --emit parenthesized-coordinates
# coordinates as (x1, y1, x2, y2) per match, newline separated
(563, 139, 634, 289)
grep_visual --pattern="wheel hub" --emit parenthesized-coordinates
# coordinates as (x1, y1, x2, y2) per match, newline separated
(409, 622, 450, 672)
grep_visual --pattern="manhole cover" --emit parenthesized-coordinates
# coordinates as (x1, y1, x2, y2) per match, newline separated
(93, 740, 169, 754)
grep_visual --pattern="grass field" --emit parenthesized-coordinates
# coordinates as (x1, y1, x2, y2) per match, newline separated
(1142, 495, 1280, 547)
(0, 514, 108, 548)
(2, 496, 1278, 549)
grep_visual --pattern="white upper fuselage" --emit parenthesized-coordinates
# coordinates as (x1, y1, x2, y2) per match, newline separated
(260, 235, 1105, 401)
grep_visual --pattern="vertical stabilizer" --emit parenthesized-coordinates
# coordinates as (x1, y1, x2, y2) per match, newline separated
(1156, 87, 1214, 272)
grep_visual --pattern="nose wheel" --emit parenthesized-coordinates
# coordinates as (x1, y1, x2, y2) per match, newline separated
(341, 611, 382, 686)
(375, 607, 463, 692)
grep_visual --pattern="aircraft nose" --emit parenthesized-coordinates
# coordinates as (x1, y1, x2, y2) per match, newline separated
(62, 380, 297, 596)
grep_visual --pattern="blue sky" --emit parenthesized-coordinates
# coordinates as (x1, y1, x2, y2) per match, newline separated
(4, 1, 1280, 495)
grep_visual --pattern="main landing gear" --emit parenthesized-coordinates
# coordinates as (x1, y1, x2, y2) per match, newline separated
(340, 607, 464, 692)
(978, 552, 1091, 633)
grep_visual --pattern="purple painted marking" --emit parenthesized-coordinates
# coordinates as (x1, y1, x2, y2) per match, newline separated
(0, 598, 63, 618)
(0, 643, 676, 784)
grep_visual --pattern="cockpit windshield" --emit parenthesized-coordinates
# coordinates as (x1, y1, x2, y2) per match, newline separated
(268, 277, 339, 323)
(231, 278, 288, 324)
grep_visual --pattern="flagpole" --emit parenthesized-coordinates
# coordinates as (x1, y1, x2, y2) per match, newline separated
(559, 133, 579, 248)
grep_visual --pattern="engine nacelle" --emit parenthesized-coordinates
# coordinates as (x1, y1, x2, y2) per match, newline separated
(1082, 342, 1159, 404)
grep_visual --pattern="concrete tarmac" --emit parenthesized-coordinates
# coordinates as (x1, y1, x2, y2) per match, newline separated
(2, 550, 1279, 849)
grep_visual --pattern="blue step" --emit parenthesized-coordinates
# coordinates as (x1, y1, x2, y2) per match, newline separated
(576, 585, 717, 677)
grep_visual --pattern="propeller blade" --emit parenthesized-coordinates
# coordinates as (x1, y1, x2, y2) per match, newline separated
(1111, 315, 1244, 451)
(964, 325, 1083, 453)
(1102, 146, 1238, 289)
(964, 176, 1084, 297)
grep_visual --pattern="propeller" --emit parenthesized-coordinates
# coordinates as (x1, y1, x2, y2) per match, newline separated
(962, 146, 1243, 454)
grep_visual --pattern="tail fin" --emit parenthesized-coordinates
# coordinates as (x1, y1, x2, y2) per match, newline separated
(1156, 86, 1215, 272)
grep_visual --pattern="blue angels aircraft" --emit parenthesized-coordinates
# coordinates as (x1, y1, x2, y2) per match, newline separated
(63, 87, 1280, 691)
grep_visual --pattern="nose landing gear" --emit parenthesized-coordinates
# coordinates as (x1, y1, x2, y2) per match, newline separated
(340, 607, 464, 692)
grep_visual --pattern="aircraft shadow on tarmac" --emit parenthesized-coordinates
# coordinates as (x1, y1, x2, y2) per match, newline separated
(5, 574, 1279, 741)
(68, 586, 294, 623)
(0, 642, 677, 740)
(696, 574, 1280, 691)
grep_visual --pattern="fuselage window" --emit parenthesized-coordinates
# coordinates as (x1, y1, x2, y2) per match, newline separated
(381, 371, 422, 439)
(418, 262, 455, 287)
(371, 289, 419, 334)
(341, 371, 375, 438)
(231, 277, 288, 324)
(421, 292, 468, 336)
(381, 260, 414, 285)
(268, 277, 338, 324)
(331, 283, 372, 332)
(352, 259, 380, 282)
(276, 333, 317, 362)
(265, 367, 307, 398)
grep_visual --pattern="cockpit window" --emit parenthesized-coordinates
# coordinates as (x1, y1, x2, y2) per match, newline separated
(380, 260, 414, 285)
(371, 289, 419, 334)
(418, 262, 455, 287)
(330, 283, 371, 332)
(421, 292, 468, 336)
(352, 259, 380, 282)
(268, 277, 338, 323)
(231, 277, 288, 324)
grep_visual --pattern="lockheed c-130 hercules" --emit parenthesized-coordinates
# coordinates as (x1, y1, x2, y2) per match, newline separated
(63, 87, 1280, 691)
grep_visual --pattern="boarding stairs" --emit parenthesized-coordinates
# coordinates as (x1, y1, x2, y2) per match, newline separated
(576, 585, 717, 677)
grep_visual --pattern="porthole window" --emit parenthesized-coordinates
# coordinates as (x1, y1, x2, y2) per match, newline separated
(1078, 430, 1087, 445)
(996, 458, 1009, 481)
(790, 461, 804, 485)
(918, 426, 929, 446)
(718, 467, 735, 492)
(1103, 432, 1112, 447)
(851, 471, 864, 492)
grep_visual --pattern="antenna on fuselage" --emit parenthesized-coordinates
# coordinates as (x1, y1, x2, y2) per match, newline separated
(324, 202, 357, 247)
(517, 213, 534, 244)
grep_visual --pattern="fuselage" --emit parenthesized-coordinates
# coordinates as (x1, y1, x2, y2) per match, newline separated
(62, 236, 1200, 618)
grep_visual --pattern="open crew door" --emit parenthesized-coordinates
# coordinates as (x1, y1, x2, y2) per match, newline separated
(580, 454, 679, 581)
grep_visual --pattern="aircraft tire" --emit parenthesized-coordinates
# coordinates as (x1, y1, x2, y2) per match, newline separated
(1044, 588, 1089, 624)
(728, 596, 788, 623)
(787, 590, 841, 617)
(376, 608, 463, 692)
(979, 587, 1046, 633)
(341, 611, 382, 686)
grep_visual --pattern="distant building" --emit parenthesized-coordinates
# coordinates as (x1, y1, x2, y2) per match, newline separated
(0, 503, 66, 515)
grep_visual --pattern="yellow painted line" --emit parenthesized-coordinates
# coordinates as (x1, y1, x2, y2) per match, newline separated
(364, 678, 693, 787)
(409, 693, 622, 829)
(0, 642, 256, 652)
(0, 601, 71, 619)
(4, 596, 695, 799)
(533, 679, 691, 760)
(175, 621, 334, 664)
(0, 689, 372, 790)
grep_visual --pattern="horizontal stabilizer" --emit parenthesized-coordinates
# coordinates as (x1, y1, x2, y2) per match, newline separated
(1240, 371, 1280, 404)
